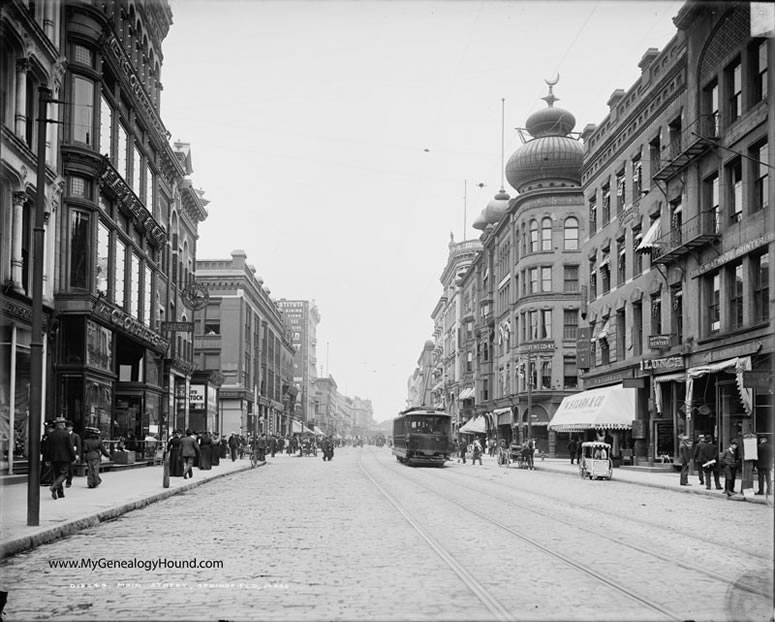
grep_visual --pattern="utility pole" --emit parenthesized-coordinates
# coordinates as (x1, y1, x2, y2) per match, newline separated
(526, 351, 533, 442)
(28, 86, 53, 526)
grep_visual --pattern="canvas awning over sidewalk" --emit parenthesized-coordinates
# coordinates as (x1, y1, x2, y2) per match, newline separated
(548, 384, 636, 432)
(459, 415, 487, 434)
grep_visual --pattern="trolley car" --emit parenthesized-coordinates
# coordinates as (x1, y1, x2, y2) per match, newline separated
(392, 407, 452, 466)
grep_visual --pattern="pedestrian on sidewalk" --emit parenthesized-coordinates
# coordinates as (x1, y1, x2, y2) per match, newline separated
(181, 429, 200, 480)
(83, 427, 110, 488)
(210, 433, 221, 467)
(575, 437, 583, 464)
(525, 438, 535, 470)
(167, 430, 184, 477)
(756, 437, 772, 496)
(39, 421, 55, 487)
(699, 435, 722, 490)
(692, 434, 705, 486)
(269, 434, 277, 458)
(47, 416, 76, 500)
(228, 432, 239, 462)
(678, 433, 692, 486)
(198, 431, 212, 470)
(721, 439, 739, 497)
(65, 421, 82, 488)
(568, 437, 578, 464)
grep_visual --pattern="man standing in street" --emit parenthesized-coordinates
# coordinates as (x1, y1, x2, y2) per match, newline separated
(568, 437, 578, 465)
(756, 437, 772, 496)
(678, 433, 692, 486)
(65, 421, 82, 488)
(699, 435, 722, 490)
(692, 434, 705, 487)
(721, 439, 739, 497)
(48, 416, 75, 499)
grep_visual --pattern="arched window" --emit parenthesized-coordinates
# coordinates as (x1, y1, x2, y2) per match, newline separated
(564, 217, 579, 250)
(529, 220, 538, 253)
(541, 217, 552, 251)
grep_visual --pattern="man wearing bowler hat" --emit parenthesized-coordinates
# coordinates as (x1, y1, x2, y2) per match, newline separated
(48, 416, 76, 499)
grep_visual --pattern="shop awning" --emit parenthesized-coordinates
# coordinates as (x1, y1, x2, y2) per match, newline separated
(493, 407, 512, 426)
(686, 356, 752, 415)
(291, 420, 313, 434)
(459, 416, 487, 435)
(459, 387, 475, 400)
(313, 425, 325, 436)
(636, 218, 661, 252)
(548, 384, 636, 432)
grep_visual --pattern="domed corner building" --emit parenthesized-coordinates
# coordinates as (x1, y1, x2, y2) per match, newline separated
(491, 80, 587, 459)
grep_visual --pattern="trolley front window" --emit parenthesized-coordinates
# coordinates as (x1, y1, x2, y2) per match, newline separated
(407, 415, 450, 435)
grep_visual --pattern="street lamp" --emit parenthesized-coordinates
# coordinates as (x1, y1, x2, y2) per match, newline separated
(28, 86, 53, 526)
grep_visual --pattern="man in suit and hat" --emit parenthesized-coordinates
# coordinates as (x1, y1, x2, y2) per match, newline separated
(48, 416, 76, 499)
(65, 421, 82, 488)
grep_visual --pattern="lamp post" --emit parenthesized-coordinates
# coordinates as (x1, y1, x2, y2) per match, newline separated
(28, 86, 53, 526)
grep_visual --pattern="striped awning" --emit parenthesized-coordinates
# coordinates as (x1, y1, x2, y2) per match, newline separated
(636, 218, 661, 252)
(459, 387, 475, 400)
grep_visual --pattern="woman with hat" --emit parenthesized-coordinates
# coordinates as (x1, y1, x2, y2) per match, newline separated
(83, 427, 111, 488)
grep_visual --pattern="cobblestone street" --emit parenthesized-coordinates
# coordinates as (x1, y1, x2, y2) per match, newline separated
(2, 446, 773, 622)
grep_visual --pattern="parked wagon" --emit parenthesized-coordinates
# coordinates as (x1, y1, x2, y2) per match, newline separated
(579, 441, 613, 480)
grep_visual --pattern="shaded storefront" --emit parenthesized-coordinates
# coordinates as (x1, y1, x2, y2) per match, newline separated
(548, 384, 637, 461)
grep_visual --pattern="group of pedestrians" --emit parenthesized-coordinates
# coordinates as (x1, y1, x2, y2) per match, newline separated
(41, 417, 112, 499)
(680, 433, 772, 497)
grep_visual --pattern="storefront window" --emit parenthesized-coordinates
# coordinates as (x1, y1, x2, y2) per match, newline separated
(60, 316, 84, 364)
(96, 221, 109, 296)
(85, 379, 113, 438)
(99, 95, 113, 159)
(129, 252, 140, 318)
(114, 394, 142, 448)
(115, 238, 125, 308)
(86, 320, 113, 372)
(69, 211, 90, 289)
(72, 76, 94, 145)
(59, 375, 84, 429)
(143, 264, 152, 327)
(1, 326, 31, 460)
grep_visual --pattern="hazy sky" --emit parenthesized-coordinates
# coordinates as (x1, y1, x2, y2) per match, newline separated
(160, 0, 683, 423)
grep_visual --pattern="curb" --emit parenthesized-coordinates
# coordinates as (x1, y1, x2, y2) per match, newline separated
(535, 462, 770, 505)
(0, 462, 261, 560)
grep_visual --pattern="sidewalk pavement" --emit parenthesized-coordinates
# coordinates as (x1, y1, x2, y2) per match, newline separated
(0, 454, 274, 560)
(1, 450, 771, 560)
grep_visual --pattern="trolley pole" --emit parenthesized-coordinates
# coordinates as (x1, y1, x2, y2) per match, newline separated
(28, 86, 53, 526)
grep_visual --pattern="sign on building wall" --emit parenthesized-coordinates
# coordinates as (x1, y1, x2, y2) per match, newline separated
(190, 384, 206, 409)
(576, 327, 591, 369)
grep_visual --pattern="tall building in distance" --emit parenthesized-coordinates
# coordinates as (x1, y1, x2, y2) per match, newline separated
(195, 250, 295, 437)
(276, 299, 320, 427)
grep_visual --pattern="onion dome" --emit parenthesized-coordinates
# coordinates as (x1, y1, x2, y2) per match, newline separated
(472, 210, 488, 230)
(505, 78, 583, 194)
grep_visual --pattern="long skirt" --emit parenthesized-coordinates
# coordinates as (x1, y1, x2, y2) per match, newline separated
(86, 458, 103, 488)
(169, 447, 184, 477)
(199, 446, 212, 470)
(211, 444, 220, 466)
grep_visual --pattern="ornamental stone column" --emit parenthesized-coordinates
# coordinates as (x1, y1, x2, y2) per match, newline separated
(10, 192, 26, 293)
(14, 58, 29, 139)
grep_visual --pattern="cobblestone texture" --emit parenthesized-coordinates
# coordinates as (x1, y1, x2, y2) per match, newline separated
(2, 447, 773, 622)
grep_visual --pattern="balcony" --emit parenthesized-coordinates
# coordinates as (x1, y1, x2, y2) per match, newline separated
(651, 211, 720, 264)
(652, 115, 718, 182)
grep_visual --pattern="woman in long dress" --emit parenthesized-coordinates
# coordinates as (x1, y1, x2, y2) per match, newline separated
(83, 427, 111, 488)
(198, 432, 212, 470)
(167, 430, 184, 477)
(210, 433, 220, 466)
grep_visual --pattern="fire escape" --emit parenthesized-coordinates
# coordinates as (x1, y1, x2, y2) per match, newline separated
(650, 114, 721, 265)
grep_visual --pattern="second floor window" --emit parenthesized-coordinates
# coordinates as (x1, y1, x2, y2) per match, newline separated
(563, 265, 579, 292)
(708, 272, 720, 334)
(726, 59, 742, 124)
(563, 309, 577, 340)
(752, 142, 769, 212)
(730, 262, 744, 330)
(704, 172, 720, 232)
(754, 251, 769, 323)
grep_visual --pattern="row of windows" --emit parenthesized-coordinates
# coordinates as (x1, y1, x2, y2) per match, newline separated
(705, 251, 769, 335)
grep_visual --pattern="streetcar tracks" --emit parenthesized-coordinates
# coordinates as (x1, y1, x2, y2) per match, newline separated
(357, 456, 517, 622)
(367, 454, 685, 621)
(445, 461, 773, 564)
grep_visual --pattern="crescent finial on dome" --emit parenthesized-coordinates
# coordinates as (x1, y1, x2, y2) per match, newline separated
(542, 73, 560, 107)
